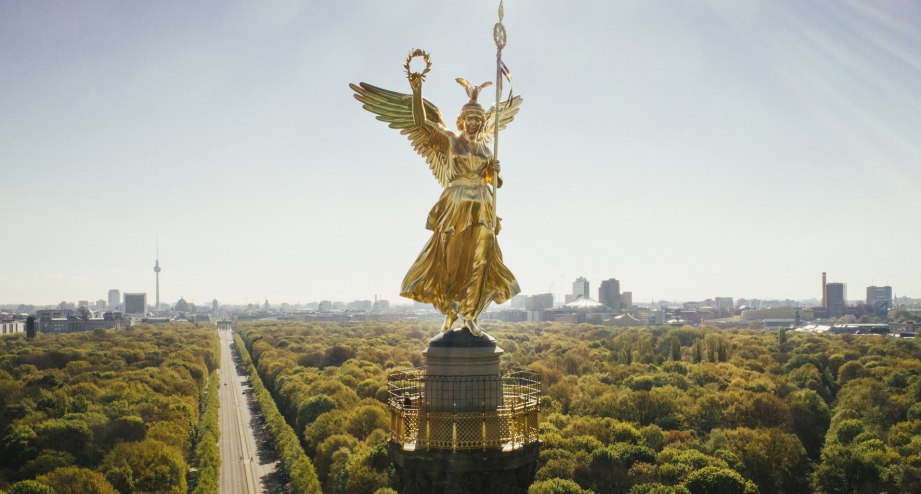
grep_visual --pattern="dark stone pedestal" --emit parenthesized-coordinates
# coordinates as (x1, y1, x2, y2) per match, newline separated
(389, 442, 539, 494)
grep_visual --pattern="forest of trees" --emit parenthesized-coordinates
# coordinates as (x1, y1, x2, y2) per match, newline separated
(236, 320, 921, 494)
(0, 324, 220, 494)
(2, 320, 919, 493)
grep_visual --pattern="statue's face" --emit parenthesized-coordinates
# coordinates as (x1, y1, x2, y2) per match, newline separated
(464, 114, 483, 135)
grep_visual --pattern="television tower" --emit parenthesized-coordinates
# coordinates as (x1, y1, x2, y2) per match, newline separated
(154, 241, 161, 310)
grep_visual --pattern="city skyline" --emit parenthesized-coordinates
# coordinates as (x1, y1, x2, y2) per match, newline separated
(1, 270, 909, 310)
(2, 1, 920, 305)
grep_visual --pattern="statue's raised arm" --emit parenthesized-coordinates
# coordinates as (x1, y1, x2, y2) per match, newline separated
(349, 50, 454, 187)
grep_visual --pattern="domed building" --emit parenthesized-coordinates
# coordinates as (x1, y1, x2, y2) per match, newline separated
(612, 313, 643, 327)
(564, 295, 606, 310)
(545, 295, 612, 323)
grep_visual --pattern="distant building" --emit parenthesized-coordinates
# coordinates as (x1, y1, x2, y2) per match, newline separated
(566, 277, 589, 304)
(95, 299, 106, 310)
(564, 296, 606, 310)
(635, 308, 666, 325)
(143, 316, 173, 325)
(480, 310, 527, 322)
(679, 311, 702, 324)
(574, 277, 589, 297)
(761, 318, 796, 329)
(510, 294, 527, 309)
(821, 272, 827, 309)
(867, 286, 892, 319)
(348, 300, 373, 311)
(598, 279, 621, 310)
(527, 310, 549, 322)
(714, 297, 734, 311)
(743, 307, 816, 322)
(612, 313, 643, 327)
(37, 310, 124, 333)
(866, 286, 892, 307)
(541, 295, 611, 324)
(78, 300, 90, 309)
(621, 291, 633, 309)
(35, 309, 65, 320)
(825, 283, 846, 318)
(1, 319, 25, 336)
(108, 289, 120, 310)
(522, 293, 553, 322)
(124, 293, 147, 315)
(525, 293, 553, 311)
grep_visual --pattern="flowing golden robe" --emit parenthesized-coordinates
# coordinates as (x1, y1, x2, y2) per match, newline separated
(400, 132, 519, 320)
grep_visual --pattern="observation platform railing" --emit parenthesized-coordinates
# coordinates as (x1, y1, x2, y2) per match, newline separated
(387, 368, 540, 452)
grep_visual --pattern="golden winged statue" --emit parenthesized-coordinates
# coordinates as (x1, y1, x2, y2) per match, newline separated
(349, 50, 523, 336)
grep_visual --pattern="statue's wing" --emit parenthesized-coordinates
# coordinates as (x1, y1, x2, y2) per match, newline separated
(483, 95, 523, 144)
(350, 82, 453, 187)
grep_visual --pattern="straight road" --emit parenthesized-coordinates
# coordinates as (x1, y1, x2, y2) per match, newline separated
(218, 329, 276, 494)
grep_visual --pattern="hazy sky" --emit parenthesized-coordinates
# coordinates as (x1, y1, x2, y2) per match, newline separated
(2, 0, 920, 307)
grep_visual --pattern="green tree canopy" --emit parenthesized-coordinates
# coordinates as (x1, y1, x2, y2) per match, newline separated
(36, 467, 118, 494)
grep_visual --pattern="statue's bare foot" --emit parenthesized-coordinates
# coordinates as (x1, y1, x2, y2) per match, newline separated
(464, 318, 482, 337)
(441, 314, 457, 332)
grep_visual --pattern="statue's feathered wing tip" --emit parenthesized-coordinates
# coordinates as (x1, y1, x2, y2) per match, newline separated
(455, 78, 473, 99)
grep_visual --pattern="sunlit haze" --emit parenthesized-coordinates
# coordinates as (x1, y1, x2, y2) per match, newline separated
(2, 0, 920, 307)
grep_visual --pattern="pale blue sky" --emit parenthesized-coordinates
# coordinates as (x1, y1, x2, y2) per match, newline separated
(1, 0, 919, 307)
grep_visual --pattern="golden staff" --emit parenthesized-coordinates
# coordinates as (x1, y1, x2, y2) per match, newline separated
(491, 0, 507, 226)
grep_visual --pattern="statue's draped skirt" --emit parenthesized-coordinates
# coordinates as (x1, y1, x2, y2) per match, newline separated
(401, 178, 520, 319)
